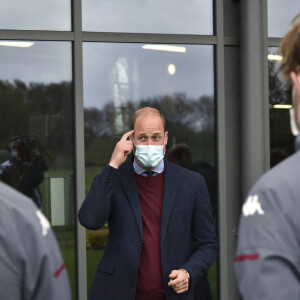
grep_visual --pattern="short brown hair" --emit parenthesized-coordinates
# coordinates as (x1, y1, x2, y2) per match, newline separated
(130, 107, 166, 131)
(280, 20, 300, 80)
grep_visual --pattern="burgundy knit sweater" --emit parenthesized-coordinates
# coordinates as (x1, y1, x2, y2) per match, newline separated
(135, 172, 166, 300)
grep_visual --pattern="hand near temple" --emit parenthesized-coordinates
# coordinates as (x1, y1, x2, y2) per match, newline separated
(109, 130, 134, 169)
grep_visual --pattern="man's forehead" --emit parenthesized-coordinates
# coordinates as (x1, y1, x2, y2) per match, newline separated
(134, 113, 164, 127)
(136, 131, 163, 136)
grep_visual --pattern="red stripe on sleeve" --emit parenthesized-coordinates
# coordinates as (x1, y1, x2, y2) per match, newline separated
(235, 254, 259, 262)
(54, 263, 66, 278)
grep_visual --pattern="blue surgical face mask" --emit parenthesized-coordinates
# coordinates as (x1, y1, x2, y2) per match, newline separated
(133, 137, 165, 169)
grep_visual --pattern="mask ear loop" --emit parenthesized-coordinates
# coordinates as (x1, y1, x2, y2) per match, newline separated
(162, 133, 167, 155)
(130, 135, 137, 154)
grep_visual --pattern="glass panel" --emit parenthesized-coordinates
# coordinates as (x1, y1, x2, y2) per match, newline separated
(0, 41, 76, 299)
(82, 0, 213, 34)
(0, 0, 71, 30)
(268, 0, 299, 37)
(83, 42, 218, 298)
(268, 47, 294, 167)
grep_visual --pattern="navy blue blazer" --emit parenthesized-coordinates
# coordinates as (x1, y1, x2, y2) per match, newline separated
(78, 158, 218, 300)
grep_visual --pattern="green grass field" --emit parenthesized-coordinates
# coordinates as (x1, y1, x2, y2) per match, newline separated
(86, 249, 104, 293)
(61, 247, 77, 300)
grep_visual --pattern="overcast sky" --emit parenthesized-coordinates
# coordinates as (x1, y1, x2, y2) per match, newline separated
(0, 0, 70, 31)
(268, 0, 300, 37)
(82, 0, 213, 34)
(0, 0, 298, 34)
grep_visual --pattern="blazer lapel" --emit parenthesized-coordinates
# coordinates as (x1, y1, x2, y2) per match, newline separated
(160, 160, 178, 247)
(118, 158, 143, 238)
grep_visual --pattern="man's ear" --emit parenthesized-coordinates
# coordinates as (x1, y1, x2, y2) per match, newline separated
(291, 72, 300, 130)
(291, 72, 300, 105)
(164, 131, 168, 146)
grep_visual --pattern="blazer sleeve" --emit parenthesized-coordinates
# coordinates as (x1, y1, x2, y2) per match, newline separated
(181, 175, 219, 286)
(78, 165, 118, 230)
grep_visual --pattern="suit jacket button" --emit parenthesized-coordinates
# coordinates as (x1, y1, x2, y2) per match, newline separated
(135, 245, 140, 250)
(133, 270, 137, 275)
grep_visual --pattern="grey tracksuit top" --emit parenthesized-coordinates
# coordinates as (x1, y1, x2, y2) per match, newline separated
(235, 134, 300, 299)
(0, 182, 71, 300)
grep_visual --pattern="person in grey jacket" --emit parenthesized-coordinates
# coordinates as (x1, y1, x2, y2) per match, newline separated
(235, 17, 300, 299)
(0, 181, 71, 300)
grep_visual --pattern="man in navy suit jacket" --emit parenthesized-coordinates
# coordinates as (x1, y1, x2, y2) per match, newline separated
(79, 107, 218, 300)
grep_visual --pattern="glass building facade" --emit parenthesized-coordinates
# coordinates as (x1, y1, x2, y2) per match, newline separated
(0, 0, 299, 299)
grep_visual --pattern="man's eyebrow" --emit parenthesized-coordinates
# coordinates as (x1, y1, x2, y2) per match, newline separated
(136, 132, 162, 136)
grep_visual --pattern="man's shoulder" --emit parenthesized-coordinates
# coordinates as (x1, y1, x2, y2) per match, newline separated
(0, 182, 52, 240)
(245, 151, 300, 215)
(0, 182, 36, 213)
(253, 151, 300, 193)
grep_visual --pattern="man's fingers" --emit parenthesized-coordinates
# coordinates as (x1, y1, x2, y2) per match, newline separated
(168, 274, 186, 287)
(121, 130, 135, 142)
(122, 141, 133, 149)
(174, 282, 189, 289)
(170, 280, 188, 294)
(174, 286, 189, 294)
(169, 277, 188, 287)
(109, 134, 134, 169)
(168, 278, 180, 286)
(169, 270, 178, 278)
(168, 269, 189, 294)
(168, 270, 178, 286)
(116, 141, 133, 153)
(123, 143, 133, 155)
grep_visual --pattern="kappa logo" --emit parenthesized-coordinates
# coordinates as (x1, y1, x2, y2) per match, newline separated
(36, 210, 51, 236)
(242, 195, 265, 217)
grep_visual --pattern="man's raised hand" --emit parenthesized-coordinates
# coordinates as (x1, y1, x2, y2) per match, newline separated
(109, 130, 134, 169)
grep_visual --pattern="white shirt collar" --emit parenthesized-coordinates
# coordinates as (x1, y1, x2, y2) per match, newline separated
(133, 158, 164, 176)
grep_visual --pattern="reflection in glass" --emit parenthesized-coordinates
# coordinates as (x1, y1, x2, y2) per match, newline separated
(0, 0, 71, 31)
(83, 42, 217, 298)
(268, 47, 294, 167)
(82, 0, 213, 34)
(0, 41, 76, 299)
(268, 0, 299, 37)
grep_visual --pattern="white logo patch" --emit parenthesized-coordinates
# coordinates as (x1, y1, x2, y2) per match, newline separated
(36, 210, 51, 236)
(242, 195, 265, 217)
